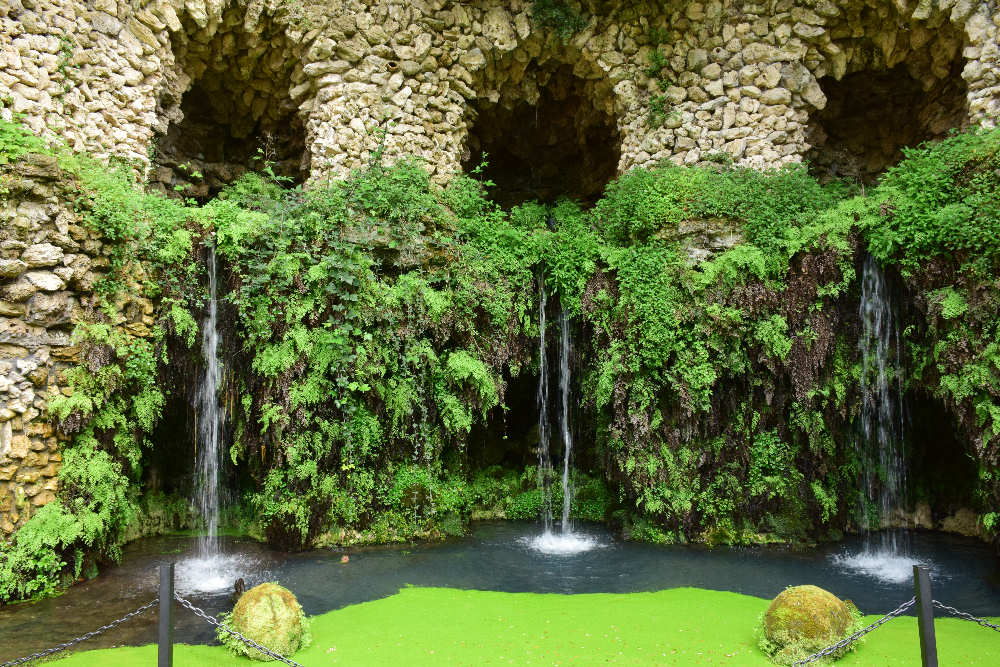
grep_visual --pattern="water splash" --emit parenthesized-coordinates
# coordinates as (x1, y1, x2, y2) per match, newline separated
(175, 552, 262, 595)
(194, 245, 224, 558)
(831, 550, 922, 585)
(523, 530, 602, 555)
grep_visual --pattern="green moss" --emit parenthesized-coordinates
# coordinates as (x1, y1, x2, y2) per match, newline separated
(760, 585, 862, 665)
(221, 583, 311, 661)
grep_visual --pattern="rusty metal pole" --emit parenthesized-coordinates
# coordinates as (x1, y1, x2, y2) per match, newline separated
(914, 565, 938, 667)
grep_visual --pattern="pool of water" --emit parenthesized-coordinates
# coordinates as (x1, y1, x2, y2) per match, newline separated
(1, 522, 998, 661)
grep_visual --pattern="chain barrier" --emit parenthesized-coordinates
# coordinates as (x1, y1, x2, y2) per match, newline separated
(0, 599, 157, 667)
(791, 596, 916, 666)
(173, 594, 305, 667)
(932, 600, 1000, 633)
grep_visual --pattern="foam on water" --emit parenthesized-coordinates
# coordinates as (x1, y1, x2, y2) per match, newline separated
(831, 549, 925, 584)
(175, 553, 262, 595)
(524, 530, 603, 555)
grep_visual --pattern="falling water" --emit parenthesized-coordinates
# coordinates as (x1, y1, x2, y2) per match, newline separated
(858, 254, 909, 554)
(558, 307, 574, 532)
(833, 254, 918, 582)
(527, 277, 596, 554)
(195, 246, 223, 558)
(535, 278, 555, 535)
(176, 246, 258, 594)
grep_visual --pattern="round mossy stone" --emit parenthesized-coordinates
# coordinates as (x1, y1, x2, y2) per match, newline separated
(762, 585, 856, 664)
(229, 582, 308, 661)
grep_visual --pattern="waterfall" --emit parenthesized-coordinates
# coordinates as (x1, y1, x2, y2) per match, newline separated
(195, 245, 224, 558)
(528, 275, 595, 554)
(857, 254, 908, 555)
(558, 307, 574, 532)
(177, 244, 257, 594)
(833, 255, 917, 582)
(535, 278, 555, 534)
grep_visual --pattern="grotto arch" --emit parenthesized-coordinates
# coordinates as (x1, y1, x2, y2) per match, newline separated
(461, 46, 622, 208)
(151, 7, 309, 199)
(803, 4, 970, 183)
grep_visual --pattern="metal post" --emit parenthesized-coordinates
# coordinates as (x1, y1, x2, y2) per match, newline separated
(158, 562, 174, 667)
(913, 565, 938, 667)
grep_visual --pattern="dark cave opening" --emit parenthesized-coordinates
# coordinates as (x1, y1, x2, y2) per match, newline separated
(151, 9, 309, 201)
(806, 63, 969, 183)
(463, 65, 621, 208)
(467, 370, 539, 472)
(466, 306, 600, 482)
(152, 80, 307, 201)
(907, 392, 981, 521)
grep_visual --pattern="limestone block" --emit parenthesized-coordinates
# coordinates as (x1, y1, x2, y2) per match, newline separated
(0, 258, 27, 277)
(2, 278, 37, 302)
(482, 7, 516, 51)
(0, 421, 10, 460)
(24, 271, 65, 292)
(20, 243, 63, 268)
(25, 292, 78, 327)
(30, 489, 54, 506)
(89, 11, 123, 36)
(8, 435, 30, 459)
(761, 88, 792, 105)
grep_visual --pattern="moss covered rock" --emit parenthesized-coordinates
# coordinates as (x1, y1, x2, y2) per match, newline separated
(760, 585, 860, 665)
(220, 582, 310, 661)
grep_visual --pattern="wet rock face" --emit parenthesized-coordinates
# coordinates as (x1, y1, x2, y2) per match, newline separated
(2, 0, 996, 194)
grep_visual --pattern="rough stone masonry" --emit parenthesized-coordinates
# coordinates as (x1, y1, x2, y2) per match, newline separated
(1, 0, 999, 534)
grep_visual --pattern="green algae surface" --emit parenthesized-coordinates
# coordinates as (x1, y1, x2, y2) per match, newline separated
(52, 587, 999, 665)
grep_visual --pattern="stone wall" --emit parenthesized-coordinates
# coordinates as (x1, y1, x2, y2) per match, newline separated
(0, 153, 154, 537)
(1, 0, 997, 192)
(1, 0, 999, 532)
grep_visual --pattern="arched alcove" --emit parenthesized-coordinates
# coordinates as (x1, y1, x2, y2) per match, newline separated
(463, 48, 621, 208)
(152, 9, 308, 199)
(806, 63, 968, 182)
(804, 3, 970, 183)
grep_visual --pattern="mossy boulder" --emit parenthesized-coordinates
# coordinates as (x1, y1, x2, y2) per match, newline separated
(759, 585, 861, 665)
(219, 582, 310, 661)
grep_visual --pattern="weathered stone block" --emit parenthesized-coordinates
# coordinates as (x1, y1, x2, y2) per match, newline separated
(24, 270, 65, 291)
(20, 243, 63, 268)
(0, 258, 27, 277)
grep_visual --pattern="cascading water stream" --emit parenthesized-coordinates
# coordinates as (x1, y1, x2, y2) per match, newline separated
(176, 245, 259, 593)
(195, 245, 223, 559)
(858, 254, 909, 555)
(833, 254, 919, 582)
(535, 279, 555, 535)
(527, 275, 596, 554)
(558, 307, 574, 532)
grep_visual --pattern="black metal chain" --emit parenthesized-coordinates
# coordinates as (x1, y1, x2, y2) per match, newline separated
(0, 599, 157, 666)
(791, 596, 916, 666)
(173, 594, 305, 667)
(933, 600, 1000, 632)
